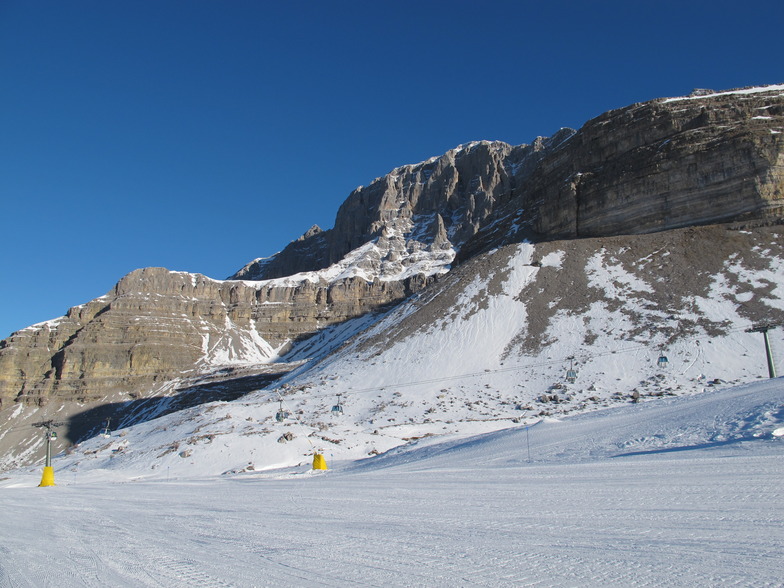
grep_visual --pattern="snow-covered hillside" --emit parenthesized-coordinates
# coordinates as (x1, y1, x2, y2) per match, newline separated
(4, 226, 782, 483)
(1, 380, 782, 586)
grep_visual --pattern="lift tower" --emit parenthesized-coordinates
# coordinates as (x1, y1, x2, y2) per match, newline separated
(32, 420, 63, 487)
(746, 324, 778, 379)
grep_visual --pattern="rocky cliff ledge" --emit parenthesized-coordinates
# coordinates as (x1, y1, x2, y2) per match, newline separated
(0, 268, 429, 407)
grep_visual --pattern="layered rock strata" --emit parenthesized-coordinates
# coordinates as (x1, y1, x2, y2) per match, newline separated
(231, 132, 576, 280)
(0, 268, 429, 407)
(460, 85, 784, 259)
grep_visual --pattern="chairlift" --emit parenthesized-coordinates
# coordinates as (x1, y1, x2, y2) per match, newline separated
(331, 394, 344, 416)
(275, 400, 290, 423)
(101, 418, 111, 438)
(657, 349, 669, 369)
(565, 357, 577, 384)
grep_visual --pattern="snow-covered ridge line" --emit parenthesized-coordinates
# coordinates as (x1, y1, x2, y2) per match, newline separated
(663, 83, 784, 103)
(19, 316, 67, 332)
(168, 252, 452, 292)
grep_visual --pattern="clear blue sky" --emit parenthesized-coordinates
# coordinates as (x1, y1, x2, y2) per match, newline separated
(1, 0, 782, 339)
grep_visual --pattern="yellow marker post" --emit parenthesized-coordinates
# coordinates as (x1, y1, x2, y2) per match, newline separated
(39, 466, 55, 487)
(312, 453, 328, 470)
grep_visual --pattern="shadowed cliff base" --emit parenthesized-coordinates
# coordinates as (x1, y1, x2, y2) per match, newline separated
(62, 365, 295, 447)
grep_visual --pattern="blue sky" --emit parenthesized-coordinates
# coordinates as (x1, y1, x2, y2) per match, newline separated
(1, 0, 782, 339)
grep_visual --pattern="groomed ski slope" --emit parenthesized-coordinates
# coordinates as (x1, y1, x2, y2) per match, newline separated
(1, 379, 782, 587)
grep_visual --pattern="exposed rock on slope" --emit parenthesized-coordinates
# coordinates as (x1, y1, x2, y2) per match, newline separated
(259, 225, 784, 465)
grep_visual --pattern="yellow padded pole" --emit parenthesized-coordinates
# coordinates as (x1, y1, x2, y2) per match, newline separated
(39, 466, 55, 487)
(312, 453, 328, 470)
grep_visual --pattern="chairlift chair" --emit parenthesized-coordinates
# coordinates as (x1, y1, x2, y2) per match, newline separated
(565, 357, 577, 384)
(331, 394, 344, 416)
(275, 400, 289, 422)
(657, 353, 669, 369)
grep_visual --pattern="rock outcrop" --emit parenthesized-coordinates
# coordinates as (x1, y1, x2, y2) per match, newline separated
(535, 86, 784, 236)
(236, 86, 784, 279)
(230, 133, 576, 280)
(0, 268, 429, 407)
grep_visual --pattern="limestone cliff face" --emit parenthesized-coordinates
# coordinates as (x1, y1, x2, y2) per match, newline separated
(0, 268, 428, 407)
(534, 87, 784, 238)
(460, 86, 784, 259)
(230, 132, 575, 281)
(238, 86, 784, 279)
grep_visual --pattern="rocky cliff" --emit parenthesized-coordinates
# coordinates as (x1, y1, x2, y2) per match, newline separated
(460, 85, 784, 259)
(0, 268, 429, 409)
(236, 85, 784, 278)
(230, 132, 576, 281)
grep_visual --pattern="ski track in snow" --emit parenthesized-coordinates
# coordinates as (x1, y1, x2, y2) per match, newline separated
(1, 380, 783, 587)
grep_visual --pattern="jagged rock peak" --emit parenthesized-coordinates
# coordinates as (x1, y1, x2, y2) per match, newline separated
(230, 129, 576, 281)
(299, 224, 323, 240)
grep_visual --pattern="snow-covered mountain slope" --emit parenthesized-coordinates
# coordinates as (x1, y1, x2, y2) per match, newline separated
(7, 223, 781, 480)
(1, 380, 781, 587)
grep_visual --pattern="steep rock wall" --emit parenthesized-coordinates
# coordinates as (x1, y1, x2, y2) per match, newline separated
(531, 87, 784, 239)
(240, 87, 784, 276)
(0, 268, 429, 407)
(458, 86, 784, 260)
(231, 132, 575, 281)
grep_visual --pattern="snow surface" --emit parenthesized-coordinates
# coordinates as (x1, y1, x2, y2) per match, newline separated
(199, 316, 284, 367)
(1, 380, 782, 587)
